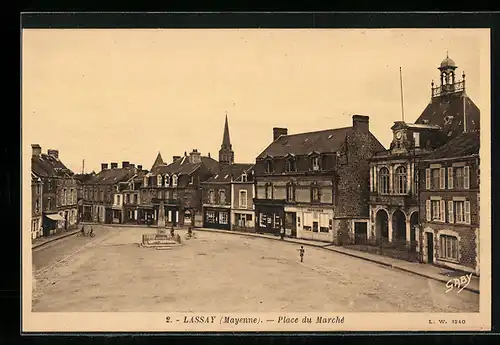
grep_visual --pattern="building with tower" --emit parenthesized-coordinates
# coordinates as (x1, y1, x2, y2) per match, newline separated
(366, 54, 481, 263)
(201, 115, 256, 231)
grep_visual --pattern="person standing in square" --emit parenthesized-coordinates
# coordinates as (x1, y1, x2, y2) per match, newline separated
(298, 246, 305, 262)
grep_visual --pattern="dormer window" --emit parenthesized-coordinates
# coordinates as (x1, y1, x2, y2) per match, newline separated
(241, 172, 248, 182)
(311, 156, 320, 171)
(172, 174, 178, 187)
(285, 157, 296, 172)
(157, 175, 163, 186)
(265, 160, 273, 173)
(164, 174, 170, 186)
(190, 176, 194, 184)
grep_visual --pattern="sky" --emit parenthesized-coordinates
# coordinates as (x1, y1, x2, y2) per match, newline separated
(22, 29, 487, 174)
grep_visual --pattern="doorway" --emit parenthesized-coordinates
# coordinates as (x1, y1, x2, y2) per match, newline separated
(426, 232, 434, 264)
(354, 222, 368, 244)
(285, 212, 297, 237)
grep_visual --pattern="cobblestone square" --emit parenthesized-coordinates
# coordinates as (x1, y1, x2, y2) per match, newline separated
(32, 226, 479, 313)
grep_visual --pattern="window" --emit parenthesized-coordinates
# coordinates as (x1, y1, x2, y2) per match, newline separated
(427, 199, 445, 222)
(143, 176, 148, 187)
(395, 166, 407, 194)
(206, 211, 215, 223)
(286, 183, 295, 202)
(303, 212, 312, 231)
(164, 175, 170, 186)
(84, 189, 88, 200)
(219, 212, 228, 224)
(319, 213, 329, 233)
(48, 180, 52, 191)
(451, 200, 470, 224)
(413, 132, 420, 147)
(431, 168, 440, 189)
(157, 175, 163, 186)
(158, 190, 163, 199)
(311, 156, 320, 171)
(172, 175, 178, 187)
(189, 176, 194, 184)
(219, 190, 226, 204)
(117, 195, 121, 205)
(239, 190, 247, 208)
(208, 190, 215, 204)
(285, 158, 296, 172)
(265, 160, 273, 173)
(265, 184, 273, 199)
(311, 185, 321, 203)
(99, 190, 104, 202)
(63, 189, 67, 206)
(379, 167, 389, 194)
(35, 199, 39, 213)
(241, 173, 247, 182)
(47, 197, 52, 210)
(259, 213, 267, 227)
(172, 190, 178, 199)
(440, 235, 458, 261)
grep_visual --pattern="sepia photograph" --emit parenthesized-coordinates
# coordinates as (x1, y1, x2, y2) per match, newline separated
(22, 26, 491, 332)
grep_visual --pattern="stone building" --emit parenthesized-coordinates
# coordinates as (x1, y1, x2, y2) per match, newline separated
(139, 150, 219, 227)
(31, 172, 43, 239)
(81, 162, 139, 224)
(367, 55, 481, 259)
(418, 131, 480, 275)
(253, 115, 385, 243)
(31, 144, 79, 237)
(230, 166, 256, 231)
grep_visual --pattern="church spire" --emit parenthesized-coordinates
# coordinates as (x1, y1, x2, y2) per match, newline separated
(219, 112, 234, 167)
(222, 112, 232, 149)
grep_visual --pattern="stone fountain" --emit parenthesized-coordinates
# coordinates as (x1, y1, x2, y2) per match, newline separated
(141, 201, 181, 249)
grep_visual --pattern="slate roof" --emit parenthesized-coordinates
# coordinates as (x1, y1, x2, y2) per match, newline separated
(89, 167, 137, 185)
(150, 156, 220, 176)
(414, 93, 480, 140)
(422, 131, 480, 161)
(256, 126, 385, 159)
(151, 152, 164, 170)
(32, 153, 73, 178)
(204, 163, 254, 183)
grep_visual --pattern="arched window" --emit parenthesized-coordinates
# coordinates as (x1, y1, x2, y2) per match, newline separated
(395, 166, 407, 194)
(285, 157, 296, 172)
(157, 175, 163, 186)
(311, 155, 321, 171)
(265, 160, 273, 173)
(172, 174, 178, 187)
(241, 172, 247, 182)
(379, 167, 390, 194)
(164, 174, 170, 186)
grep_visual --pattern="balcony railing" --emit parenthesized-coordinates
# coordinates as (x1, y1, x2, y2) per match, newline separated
(369, 193, 417, 207)
(432, 81, 465, 98)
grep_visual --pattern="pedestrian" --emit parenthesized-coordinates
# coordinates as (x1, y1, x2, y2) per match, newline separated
(81, 225, 85, 236)
(280, 227, 285, 240)
(298, 246, 305, 262)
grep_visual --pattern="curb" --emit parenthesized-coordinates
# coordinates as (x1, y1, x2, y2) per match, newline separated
(197, 228, 480, 294)
(32, 230, 81, 250)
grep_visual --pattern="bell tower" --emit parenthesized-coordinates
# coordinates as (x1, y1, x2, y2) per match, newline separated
(218, 113, 234, 168)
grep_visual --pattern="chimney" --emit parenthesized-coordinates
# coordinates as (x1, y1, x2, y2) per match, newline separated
(137, 165, 143, 171)
(110, 162, 118, 169)
(352, 115, 369, 132)
(101, 163, 108, 171)
(47, 149, 59, 159)
(173, 156, 181, 162)
(122, 161, 130, 168)
(31, 144, 41, 157)
(208, 152, 211, 158)
(129, 163, 135, 168)
(273, 127, 288, 141)
(189, 149, 202, 164)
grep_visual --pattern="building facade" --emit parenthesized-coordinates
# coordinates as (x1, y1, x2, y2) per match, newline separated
(139, 150, 219, 227)
(418, 131, 480, 275)
(31, 172, 43, 239)
(230, 166, 255, 231)
(253, 115, 385, 243)
(31, 144, 79, 238)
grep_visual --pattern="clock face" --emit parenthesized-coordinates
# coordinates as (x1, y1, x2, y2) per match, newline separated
(396, 132, 402, 140)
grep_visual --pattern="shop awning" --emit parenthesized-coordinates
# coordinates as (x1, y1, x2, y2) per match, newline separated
(45, 213, 65, 221)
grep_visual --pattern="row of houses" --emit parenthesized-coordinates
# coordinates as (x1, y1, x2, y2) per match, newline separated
(30, 55, 481, 275)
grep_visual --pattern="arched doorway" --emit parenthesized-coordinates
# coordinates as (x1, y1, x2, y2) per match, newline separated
(410, 211, 419, 243)
(375, 209, 389, 242)
(392, 209, 406, 244)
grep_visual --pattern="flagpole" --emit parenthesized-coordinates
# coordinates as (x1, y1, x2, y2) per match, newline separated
(400, 67, 405, 122)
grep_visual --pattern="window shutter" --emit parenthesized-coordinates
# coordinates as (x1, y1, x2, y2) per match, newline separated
(448, 200, 454, 224)
(440, 200, 445, 222)
(465, 200, 471, 224)
(447, 167, 454, 189)
(464, 166, 470, 189)
(425, 168, 430, 190)
(439, 168, 446, 189)
(425, 200, 431, 221)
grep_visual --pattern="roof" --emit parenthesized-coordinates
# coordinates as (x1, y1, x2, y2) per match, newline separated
(32, 153, 73, 178)
(89, 167, 137, 185)
(415, 93, 480, 140)
(73, 173, 96, 183)
(222, 114, 232, 148)
(422, 131, 480, 160)
(257, 127, 353, 159)
(440, 56, 456, 68)
(151, 152, 164, 170)
(150, 155, 220, 176)
(204, 163, 254, 183)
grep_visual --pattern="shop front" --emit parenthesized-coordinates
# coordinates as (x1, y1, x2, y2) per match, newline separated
(295, 206, 335, 243)
(254, 199, 285, 235)
(203, 206, 231, 230)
